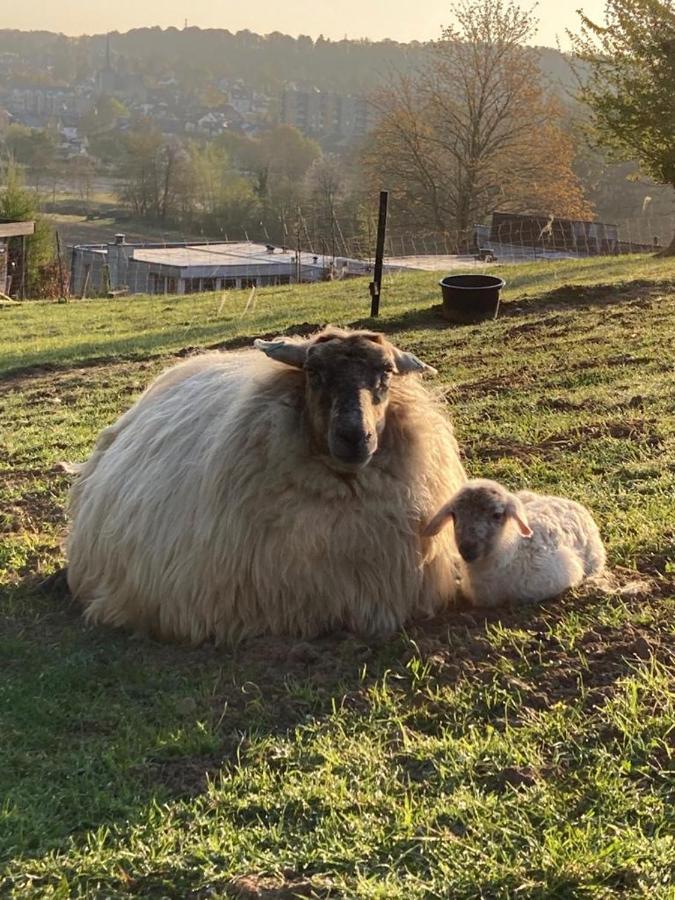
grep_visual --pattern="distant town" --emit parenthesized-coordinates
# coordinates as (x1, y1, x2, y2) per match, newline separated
(0, 32, 379, 154)
(0, 26, 672, 299)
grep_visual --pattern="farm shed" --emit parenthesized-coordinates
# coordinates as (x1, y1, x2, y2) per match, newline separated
(490, 212, 619, 255)
(70, 236, 374, 297)
(0, 219, 35, 297)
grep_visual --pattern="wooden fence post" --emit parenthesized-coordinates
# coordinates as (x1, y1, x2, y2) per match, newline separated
(55, 230, 67, 300)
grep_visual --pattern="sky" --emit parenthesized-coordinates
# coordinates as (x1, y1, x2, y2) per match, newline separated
(3, 1, 607, 48)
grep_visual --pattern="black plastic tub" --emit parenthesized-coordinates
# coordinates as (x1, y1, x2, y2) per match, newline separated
(439, 274, 505, 323)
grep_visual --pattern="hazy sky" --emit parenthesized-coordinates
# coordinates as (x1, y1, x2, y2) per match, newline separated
(4, 1, 607, 47)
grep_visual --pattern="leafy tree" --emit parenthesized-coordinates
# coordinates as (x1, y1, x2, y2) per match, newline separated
(117, 126, 192, 221)
(257, 125, 321, 182)
(184, 142, 261, 234)
(570, 0, 675, 254)
(364, 0, 592, 247)
(3, 125, 58, 192)
(82, 97, 129, 165)
(0, 162, 54, 297)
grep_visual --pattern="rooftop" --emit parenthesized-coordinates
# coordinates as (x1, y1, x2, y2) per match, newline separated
(0, 220, 35, 239)
(126, 241, 377, 275)
(131, 242, 313, 269)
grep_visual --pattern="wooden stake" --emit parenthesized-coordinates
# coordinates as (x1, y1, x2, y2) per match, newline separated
(55, 230, 66, 300)
(20, 234, 27, 299)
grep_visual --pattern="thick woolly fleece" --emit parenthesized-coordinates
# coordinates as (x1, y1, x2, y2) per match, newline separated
(67, 349, 466, 643)
(462, 490, 606, 607)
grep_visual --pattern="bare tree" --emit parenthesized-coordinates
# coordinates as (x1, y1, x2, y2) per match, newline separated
(365, 0, 591, 247)
(304, 156, 346, 249)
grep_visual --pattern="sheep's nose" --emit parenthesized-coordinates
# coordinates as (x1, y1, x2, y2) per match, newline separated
(335, 425, 373, 447)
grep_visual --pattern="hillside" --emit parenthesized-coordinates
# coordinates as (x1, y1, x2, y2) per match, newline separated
(1, 256, 674, 896)
(0, 28, 573, 95)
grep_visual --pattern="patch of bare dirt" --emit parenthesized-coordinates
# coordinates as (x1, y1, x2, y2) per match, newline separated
(503, 279, 674, 318)
(454, 372, 528, 400)
(225, 874, 331, 899)
(548, 418, 663, 445)
(1, 490, 68, 534)
(475, 764, 537, 793)
(571, 354, 652, 371)
(0, 358, 159, 398)
(535, 397, 587, 412)
(503, 314, 571, 339)
(139, 753, 226, 798)
(465, 418, 663, 461)
(0, 322, 328, 392)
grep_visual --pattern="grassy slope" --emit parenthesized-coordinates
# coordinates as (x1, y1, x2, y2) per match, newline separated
(0, 255, 674, 898)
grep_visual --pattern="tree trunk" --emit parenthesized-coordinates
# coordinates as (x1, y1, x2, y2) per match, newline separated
(656, 231, 675, 257)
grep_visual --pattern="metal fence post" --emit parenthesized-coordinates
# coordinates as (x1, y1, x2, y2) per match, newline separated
(369, 190, 389, 317)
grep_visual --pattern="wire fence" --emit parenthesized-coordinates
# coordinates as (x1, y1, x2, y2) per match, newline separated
(64, 212, 674, 300)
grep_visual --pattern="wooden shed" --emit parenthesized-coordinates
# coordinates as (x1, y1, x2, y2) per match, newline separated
(0, 219, 36, 298)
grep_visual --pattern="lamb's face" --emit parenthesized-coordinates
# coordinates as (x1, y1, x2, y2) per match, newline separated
(254, 328, 435, 471)
(451, 483, 511, 563)
(422, 479, 533, 562)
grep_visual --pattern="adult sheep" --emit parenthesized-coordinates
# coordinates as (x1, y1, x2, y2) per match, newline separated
(67, 327, 466, 644)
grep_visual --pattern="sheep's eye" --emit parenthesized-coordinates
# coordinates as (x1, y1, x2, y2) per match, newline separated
(493, 510, 505, 522)
(372, 374, 391, 404)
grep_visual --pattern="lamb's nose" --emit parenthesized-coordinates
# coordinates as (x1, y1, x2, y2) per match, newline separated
(459, 544, 479, 563)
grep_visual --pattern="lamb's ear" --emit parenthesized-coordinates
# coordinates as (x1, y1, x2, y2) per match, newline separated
(421, 502, 454, 538)
(254, 338, 308, 369)
(507, 498, 533, 538)
(391, 347, 437, 376)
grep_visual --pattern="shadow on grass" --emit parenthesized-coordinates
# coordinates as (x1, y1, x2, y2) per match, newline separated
(499, 277, 673, 317)
(351, 277, 675, 339)
(2, 277, 672, 385)
(350, 304, 451, 335)
(1, 568, 668, 873)
(77, 863, 639, 899)
(0, 320, 328, 386)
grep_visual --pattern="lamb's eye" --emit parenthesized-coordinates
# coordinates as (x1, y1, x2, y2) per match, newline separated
(493, 510, 505, 521)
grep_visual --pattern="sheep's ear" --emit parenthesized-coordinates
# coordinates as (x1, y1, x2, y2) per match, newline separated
(421, 502, 454, 538)
(391, 347, 437, 376)
(254, 338, 308, 369)
(507, 499, 533, 538)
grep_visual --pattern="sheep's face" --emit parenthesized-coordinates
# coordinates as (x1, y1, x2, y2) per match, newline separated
(254, 328, 436, 470)
(423, 479, 532, 562)
(305, 334, 395, 468)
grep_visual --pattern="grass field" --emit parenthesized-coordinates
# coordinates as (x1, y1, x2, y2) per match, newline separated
(1, 255, 674, 898)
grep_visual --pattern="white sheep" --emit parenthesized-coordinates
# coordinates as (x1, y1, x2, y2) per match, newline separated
(66, 327, 466, 644)
(422, 478, 606, 606)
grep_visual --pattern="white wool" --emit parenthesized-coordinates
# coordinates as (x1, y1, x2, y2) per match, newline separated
(67, 346, 466, 643)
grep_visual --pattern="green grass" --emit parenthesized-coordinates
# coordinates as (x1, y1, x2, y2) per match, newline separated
(1, 255, 674, 897)
(1, 253, 673, 377)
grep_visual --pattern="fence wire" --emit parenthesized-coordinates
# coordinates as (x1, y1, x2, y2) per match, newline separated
(66, 212, 674, 300)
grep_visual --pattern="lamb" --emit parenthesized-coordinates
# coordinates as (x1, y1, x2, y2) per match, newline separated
(66, 327, 466, 644)
(422, 479, 606, 606)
